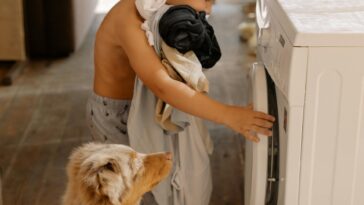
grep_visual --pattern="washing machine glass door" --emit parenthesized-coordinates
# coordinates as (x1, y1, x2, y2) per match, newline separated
(245, 62, 269, 205)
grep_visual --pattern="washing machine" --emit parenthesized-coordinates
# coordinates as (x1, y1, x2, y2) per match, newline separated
(245, 0, 364, 205)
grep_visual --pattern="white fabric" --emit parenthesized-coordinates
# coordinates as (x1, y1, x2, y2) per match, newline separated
(155, 43, 210, 132)
(130, 1, 214, 205)
(135, 0, 166, 20)
(162, 42, 209, 93)
(141, 21, 155, 46)
(146, 4, 171, 53)
(127, 78, 213, 205)
(135, 0, 167, 47)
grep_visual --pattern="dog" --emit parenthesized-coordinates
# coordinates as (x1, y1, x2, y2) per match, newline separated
(62, 143, 172, 205)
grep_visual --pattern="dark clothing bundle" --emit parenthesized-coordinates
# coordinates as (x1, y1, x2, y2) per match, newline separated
(159, 5, 221, 69)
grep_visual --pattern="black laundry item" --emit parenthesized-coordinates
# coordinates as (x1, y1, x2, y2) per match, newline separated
(195, 11, 222, 68)
(159, 5, 221, 69)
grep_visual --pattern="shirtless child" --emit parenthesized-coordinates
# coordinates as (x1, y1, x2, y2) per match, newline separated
(88, 0, 274, 145)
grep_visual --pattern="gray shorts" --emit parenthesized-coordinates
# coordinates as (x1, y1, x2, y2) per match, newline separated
(86, 92, 131, 144)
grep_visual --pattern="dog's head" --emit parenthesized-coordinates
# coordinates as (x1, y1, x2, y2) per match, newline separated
(67, 143, 172, 205)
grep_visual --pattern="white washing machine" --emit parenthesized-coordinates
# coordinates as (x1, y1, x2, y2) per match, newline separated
(245, 0, 364, 205)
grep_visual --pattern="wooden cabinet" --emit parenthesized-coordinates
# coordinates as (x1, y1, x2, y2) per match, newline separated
(0, 0, 26, 60)
(0, 0, 97, 59)
(23, 0, 98, 58)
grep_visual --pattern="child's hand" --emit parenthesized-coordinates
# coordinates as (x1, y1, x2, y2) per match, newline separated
(223, 104, 275, 143)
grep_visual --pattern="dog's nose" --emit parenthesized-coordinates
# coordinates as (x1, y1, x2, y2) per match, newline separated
(165, 152, 172, 160)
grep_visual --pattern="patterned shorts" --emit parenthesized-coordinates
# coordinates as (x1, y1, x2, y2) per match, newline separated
(86, 92, 131, 145)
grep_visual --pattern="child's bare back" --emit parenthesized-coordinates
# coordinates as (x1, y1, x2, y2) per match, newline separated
(93, 0, 140, 100)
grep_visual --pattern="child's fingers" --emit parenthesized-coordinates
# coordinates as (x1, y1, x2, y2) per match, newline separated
(253, 119, 273, 128)
(251, 125, 272, 136)
(256, 112, 275, 122)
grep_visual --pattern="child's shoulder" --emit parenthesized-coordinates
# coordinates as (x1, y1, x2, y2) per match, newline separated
(103, 0, 142, 27)
(97, 1, 143, 43)
(100, 1, 148, 48)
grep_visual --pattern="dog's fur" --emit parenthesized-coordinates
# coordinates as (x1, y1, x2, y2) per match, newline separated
(62, 143, 172, 205)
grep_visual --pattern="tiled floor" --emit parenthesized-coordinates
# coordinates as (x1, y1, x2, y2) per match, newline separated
(0, 1, 255, 205)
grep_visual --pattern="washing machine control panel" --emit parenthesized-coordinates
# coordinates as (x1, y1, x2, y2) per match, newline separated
(257, 1, 307, 107)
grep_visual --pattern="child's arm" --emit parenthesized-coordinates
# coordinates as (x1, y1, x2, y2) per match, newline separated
(117, 14, 274, 143)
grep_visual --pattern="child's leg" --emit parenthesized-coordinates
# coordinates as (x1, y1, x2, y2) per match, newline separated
(86, 92, 131, 145)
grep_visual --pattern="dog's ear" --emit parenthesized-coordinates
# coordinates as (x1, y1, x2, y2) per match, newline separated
(79, 160, 100, 189)
(104, 162, 115, 172)
(80, 158, 124, 205)
(79, 158, 117, 190)
(102, 159, 121, 173)
(97, 160, 125, 205)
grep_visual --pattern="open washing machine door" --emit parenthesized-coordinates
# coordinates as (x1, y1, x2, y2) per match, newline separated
(245, 62, 280, 205)
(245, 62, 269, 205)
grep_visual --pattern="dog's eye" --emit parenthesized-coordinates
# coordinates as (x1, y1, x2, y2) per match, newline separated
(104, 162, 115, 172)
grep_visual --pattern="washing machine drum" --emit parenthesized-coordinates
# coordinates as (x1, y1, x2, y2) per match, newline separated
(245, 63, 280, 205)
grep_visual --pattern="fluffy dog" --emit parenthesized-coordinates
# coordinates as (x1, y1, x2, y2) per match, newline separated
(62, 143, 172, 205)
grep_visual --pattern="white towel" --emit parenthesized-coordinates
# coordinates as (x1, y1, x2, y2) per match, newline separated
(161, 42, 209, 93)
(135, 0, 166, 20)
(135, 0, 167, 47)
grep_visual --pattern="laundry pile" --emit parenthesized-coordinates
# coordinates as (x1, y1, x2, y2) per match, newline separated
(127, 0, 221, 205)
(159, 5, 221, 69)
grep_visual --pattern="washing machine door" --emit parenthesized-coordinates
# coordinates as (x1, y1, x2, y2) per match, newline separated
(245, 62, 269, 205)
(245, 62, 281, 205)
